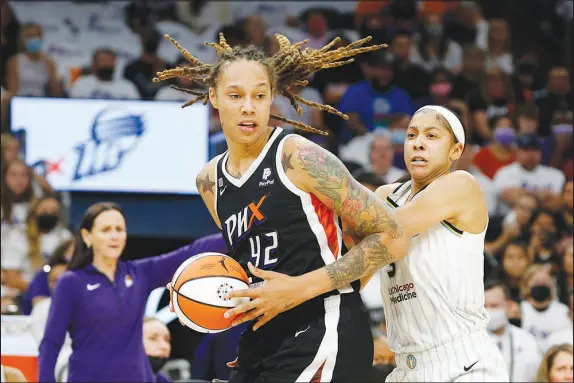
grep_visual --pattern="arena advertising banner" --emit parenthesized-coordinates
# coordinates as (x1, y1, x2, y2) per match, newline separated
(11, 97, 209, 194)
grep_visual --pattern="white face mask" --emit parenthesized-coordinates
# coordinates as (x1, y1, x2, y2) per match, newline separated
(487, 308, 508, 332)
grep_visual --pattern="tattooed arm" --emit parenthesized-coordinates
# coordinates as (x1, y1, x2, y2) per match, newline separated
(196, 159, 222, 229)
(282, 136, 409, 294)
(223, 137, 408, 329)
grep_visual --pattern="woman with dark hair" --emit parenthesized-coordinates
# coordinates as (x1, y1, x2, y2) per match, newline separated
(38, 202, 227, 382)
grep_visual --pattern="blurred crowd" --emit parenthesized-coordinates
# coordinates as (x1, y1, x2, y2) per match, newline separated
(1, 0, 572, 382)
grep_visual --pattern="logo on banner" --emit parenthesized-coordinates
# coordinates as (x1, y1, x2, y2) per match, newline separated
(72, 108, 145, 181)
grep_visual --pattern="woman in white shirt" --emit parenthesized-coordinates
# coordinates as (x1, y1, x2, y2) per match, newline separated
(1, 196, 72, 294)
(520, 265, 571, 348)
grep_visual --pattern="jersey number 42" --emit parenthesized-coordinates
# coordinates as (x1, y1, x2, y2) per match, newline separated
(249, 231, 279, 268)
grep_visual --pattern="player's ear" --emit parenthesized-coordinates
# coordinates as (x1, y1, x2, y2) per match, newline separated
(449, 142, 463, 162)
(209, 87, 218, 110)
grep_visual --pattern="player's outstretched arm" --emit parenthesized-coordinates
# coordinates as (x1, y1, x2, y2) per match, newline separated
(376, 170, 488, 237)
(224, 137, 409, 329)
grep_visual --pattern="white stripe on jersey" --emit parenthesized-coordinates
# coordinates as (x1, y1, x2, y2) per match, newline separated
(381, 181, 489, 353)
(275, 134, 352, 294)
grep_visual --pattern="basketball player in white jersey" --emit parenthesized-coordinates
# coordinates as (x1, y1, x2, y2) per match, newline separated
(226, 105, 509, 382)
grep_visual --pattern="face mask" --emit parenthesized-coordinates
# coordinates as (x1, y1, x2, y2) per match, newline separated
(143, 37, 160, 54)
(96, 67, 114, 81)
(25, 38, 43, 54)
(539, 230, 558, 247)
(494, 127, 516, 146)
(552, 124, 573, 135)
(508, 317, 522, 328)
(391, 129, 407, 144)
(487, 308, 508, 332)
(148, 356, 168, 373)
(36, 213, 59, 232)
(530, 284, 551, 303)
(430, 82, 452, 97)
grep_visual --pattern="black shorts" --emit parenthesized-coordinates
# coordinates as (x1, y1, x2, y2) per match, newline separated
(229, 292, 373, 383)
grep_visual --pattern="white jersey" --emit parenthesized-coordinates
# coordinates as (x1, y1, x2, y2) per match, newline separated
(380, 181, 489, 354)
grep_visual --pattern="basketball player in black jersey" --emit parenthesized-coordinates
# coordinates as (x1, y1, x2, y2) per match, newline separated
(154, 33, 409, 382)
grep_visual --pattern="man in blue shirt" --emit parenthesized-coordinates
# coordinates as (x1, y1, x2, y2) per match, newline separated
(338, 51, 413, 142)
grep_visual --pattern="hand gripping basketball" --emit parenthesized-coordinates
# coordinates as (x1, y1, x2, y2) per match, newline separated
(223, 263, 305, 331)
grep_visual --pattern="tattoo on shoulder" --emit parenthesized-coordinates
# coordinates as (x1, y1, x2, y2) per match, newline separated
(282, 152, 295, 173)
(197, 174, 215, 194)
(296, 144, 403, 240)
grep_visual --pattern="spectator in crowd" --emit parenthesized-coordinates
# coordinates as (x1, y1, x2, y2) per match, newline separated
(242, 15, 266, 48)
(155, 57, 206, 102)
(124, 1, 178, 35)
(354, 170, 385, 192)
(1, 159, 37, 228)
(123, 27, 170, 100)
(300, 9, 331, 50)
(30, 250, 72, 382)
(527, 209, 563, 269)
(542, 290, 573, 353)
(338, 51, 413, 141)
(444, 1, 489, 49)
(410, 13, 462, 74)
(38, 202, 227, 382)
(1, 196, 72, 295)
(559, 180, 573, 235)
(519, 265, 571, 346)
(548, 109, 573, 171)
(556, 242, 573, 305)
(514, 101, 540, 134)
(468, 67, 517, 143)
(368, 131, 407, 183)
(25, 238, 74, 310)
(494, 133, 566, 215)
(272, 83, 326, 134)
(536, 344, 573, 383)
(512, 54, 543, 102)
(536, 67, 571, 137)
(484, 19, 514, 75)
(500, 192, 539, 240)
(450, 44, 486, 101)
(1, 133, 52, 196)
(0, 1, 20, 89)
(389, 31, 431, 101)
(496, 241, 533, 302)
(174, 1, 233, 36)
(143, 317, 172, 383)
(473, 115, 517, 179)
(5, 23, 62, 98)
(69, 48, 139, 100)
(484, 280, 542, 382)
(415, 67, 454, 110)
(452, 143, 498, 216)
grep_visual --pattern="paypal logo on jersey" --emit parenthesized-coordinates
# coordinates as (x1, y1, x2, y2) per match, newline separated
(73, 108, 145, 181)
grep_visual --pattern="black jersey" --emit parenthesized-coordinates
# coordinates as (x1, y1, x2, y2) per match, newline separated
(214, 127, 360, 297)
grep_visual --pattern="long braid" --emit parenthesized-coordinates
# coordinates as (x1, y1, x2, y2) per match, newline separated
(153, 33, 388, 135)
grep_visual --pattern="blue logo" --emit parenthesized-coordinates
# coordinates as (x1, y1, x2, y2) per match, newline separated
(73, 108, 145, 181)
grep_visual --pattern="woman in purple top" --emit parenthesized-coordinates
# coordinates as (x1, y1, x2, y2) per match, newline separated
(38, 202, 227, 382)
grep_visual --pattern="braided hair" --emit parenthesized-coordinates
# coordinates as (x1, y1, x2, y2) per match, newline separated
(153, 33, 387, 135)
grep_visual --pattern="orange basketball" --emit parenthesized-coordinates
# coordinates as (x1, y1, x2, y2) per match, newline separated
(171, 253, 250, 333)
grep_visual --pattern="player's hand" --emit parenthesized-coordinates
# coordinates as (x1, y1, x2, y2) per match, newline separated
(166, 282, 186, 327)
(224, 262, 305, 331)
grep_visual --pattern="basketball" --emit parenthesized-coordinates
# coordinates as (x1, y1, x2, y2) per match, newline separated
(170, 252, 250, 334)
